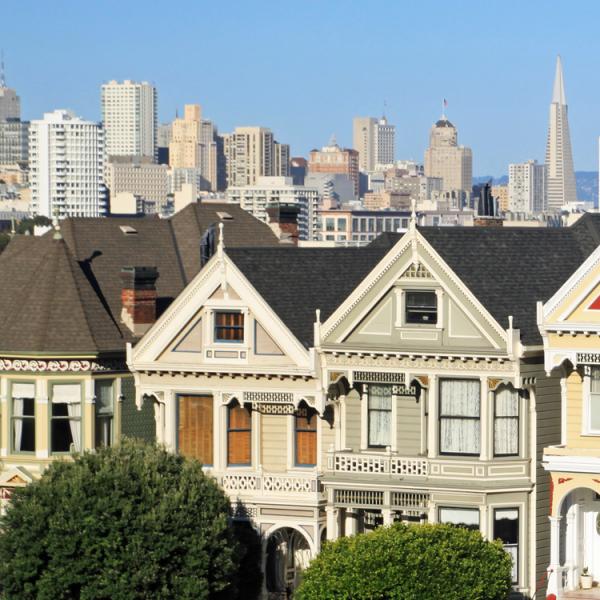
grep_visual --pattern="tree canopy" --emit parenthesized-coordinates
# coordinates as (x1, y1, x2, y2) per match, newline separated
(0, 440, 244, 600)
(296, 522, 513, 600)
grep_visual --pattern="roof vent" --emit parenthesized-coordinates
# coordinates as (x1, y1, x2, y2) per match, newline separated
(119, 225, 138, 235)
(217, 211, 233, 220)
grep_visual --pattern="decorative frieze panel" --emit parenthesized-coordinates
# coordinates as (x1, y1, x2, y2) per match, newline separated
(0, 358, 127, 373)
(354, 371, 405, 384)
(244, 391, 294, 404)
(390, 458, 428, 477)
(262, 474, 319, 494)
(326, 353, 514, 372)
(334, 488, 384, 507)
(330, 452, 428, 477)
(220, 472, 321, 497)
(391, 491, 429, 510)
(254, 403, 295, 415)
(222, 473, 260, 491)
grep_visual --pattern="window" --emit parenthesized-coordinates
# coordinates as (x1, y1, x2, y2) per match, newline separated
(368, 384, 393, 447)
(494, 386, 519, 456)
(494, 508, 519, 584)
(95, 380, 114, 448)
(178, 395, 213, 465)
(227, 402, 251, 466)
(405, 291, 437, 324)
(325, 218, 335, 232)
(588, 367, 600, 432)
(295, 406, 317, 466)
(439, 507, 480, 531)
(51, 384, 82, 453)
(215, 312, 244, 343)
(439, 379, 480, 455)
(12, 383, 35, 453)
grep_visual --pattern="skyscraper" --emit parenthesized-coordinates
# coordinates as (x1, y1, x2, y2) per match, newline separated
(508, 160, 546, 214)
(101, 80, 157, 160)
(222, 126, 288, 188)
(0, 57, 28, 166)
(545, 56, 577, 211)
(308, 138, 359, 196)
(424, 115, 472, 196)
(30, 110, 106, 218)
(353, 116, 395, 171)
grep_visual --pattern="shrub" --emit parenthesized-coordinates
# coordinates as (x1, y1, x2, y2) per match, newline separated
(295, 522, 512, 600)
(0, 439, 240, 600)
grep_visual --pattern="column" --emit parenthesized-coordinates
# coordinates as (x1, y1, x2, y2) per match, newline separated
(36, 378, 49, 459)
(427, 375, 438, 458)
(326, 506, 340, 541)
(345, 508, 358, 536)
(84, 378, 95, 451)
(546, 515, 562, 598)
(566, 504, 579, 589)
(163, 390, 176, 452)
(382, 508, 394, 526)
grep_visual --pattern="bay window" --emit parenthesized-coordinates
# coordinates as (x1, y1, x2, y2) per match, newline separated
(368, 384, 393, 447)
(227, 401, 251, 466)
(439, 379, 480, 455)
(439, 507, 480, 531)
(494, 386, 519, 456)
(94, 380, 114, 448)
(51, 384, 82, 453)
(494, 508, 519, 584)
(11, 382, 35, 453)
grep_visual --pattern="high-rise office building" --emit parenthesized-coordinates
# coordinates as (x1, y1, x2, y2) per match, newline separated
(222, 126, 289, 188)
(101, 80, 157, 160)
(353, 116, 395, 171)
(308, 138, 359, 197)
(30, 110, 106, 218)
(0, 57, 28, 166)
(545, 56, 576, 211)
(508, 160, 546, 213)
(424, 115, 472, 195)
(0, 56, 20, 121)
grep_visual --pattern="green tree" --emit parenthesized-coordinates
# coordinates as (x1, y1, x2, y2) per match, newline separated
(0, 439, 241, 600)
(296, 522, 512, 600)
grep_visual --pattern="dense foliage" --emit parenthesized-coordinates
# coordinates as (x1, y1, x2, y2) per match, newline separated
(295, 522, 512, 600)
(0, 440, 243, 600)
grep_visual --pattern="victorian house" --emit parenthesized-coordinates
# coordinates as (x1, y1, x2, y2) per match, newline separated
(0, 203, 280, 510)
(130, 213, 600, 598)
(539, 241, 600, 599)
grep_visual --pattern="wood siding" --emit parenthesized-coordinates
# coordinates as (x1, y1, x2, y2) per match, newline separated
(260, 413, 287, 472)
(344, 389, 362, 450)
(396, 395, 421, 455)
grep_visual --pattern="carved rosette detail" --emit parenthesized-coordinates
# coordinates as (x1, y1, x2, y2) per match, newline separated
(0, 358, 127, 373)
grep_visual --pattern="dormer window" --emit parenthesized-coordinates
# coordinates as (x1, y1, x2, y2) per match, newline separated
(405, 291, 437, 325)
(214, 312, 244, 343)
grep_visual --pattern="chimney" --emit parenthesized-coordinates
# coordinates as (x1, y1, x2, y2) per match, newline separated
(120, 266, 159, 336)
(267, 203, 300, 245)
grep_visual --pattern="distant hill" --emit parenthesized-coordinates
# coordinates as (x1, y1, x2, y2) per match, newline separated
(474, 172, 597, 205)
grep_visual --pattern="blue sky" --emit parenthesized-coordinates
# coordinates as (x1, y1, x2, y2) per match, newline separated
(4, 0, 600, 175)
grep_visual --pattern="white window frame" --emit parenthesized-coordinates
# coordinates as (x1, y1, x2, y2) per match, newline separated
(583, 366, 600, 435)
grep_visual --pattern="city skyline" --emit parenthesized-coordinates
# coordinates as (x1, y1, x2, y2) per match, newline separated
(4, 1, 600, 175)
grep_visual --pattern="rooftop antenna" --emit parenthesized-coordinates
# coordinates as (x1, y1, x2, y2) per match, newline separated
(0, 50, 5, 88)
(441, 98, 448, 119)
(383, 99, 387, 119)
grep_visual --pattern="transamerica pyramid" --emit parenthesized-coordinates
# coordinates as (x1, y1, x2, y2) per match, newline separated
(545, 55, 577, 211)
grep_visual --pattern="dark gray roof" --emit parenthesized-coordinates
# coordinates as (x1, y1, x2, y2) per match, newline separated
(227, 246, 390, 348)
(0, 202, 280, 355)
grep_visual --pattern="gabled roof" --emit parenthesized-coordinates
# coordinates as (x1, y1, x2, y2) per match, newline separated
(0, 202, 281, 356)
(230, 214, 600, 349)
(226, 246, 390, 348)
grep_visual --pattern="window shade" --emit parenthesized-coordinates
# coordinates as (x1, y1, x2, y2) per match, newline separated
(178, 395, 213, 465)
(52, 384, 81, 403)
(12, 383, 35, 398)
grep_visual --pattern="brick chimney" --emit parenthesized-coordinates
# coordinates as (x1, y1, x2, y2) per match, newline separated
(266, 203, 300, 245)
(120, 266, 159, 336)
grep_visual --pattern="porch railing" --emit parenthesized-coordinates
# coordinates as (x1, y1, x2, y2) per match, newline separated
(327, 450, 428, 477)
(219, 470, 322, 496)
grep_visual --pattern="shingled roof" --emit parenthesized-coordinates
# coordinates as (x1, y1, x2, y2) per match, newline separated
(0, 202, 280, 355)
(229, 214, 600, 348)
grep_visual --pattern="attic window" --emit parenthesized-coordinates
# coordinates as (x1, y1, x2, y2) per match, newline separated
(217, 211, 233, 220)
(119, 225, 138, 235)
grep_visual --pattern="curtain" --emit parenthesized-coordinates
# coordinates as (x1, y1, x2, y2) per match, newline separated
(440, 380, 480, 454)
(368, 384, 392, 446)
(67, 402, 81, 452)
(494, 387, 519, 455)
(13, 398, 24, 451)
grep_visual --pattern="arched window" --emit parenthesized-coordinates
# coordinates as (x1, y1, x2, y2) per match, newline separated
(227, 401, 252, 466)
(295, 404, 317, 466)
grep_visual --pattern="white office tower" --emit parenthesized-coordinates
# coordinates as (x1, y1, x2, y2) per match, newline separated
(30, 110, 106, 218)
(545, 56, 576, 211)
(353, 116, 395, 171)
(101, 80, 157, 159)
(508, 160, 546, 213)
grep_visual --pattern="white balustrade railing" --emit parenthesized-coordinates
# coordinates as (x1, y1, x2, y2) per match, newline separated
(328, 451, 428, 477)
(220, 471, 320, 495)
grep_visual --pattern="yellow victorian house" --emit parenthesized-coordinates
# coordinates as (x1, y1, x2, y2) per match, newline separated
(540, 242, 600, 599)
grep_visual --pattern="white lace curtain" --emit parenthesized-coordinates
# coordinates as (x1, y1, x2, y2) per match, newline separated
(53, 384, 82, 452)
(368, 384, 393, 447)
(440, 379, 480, 454)
(13, 398, 24, 450)
(494, 386, 519, 455)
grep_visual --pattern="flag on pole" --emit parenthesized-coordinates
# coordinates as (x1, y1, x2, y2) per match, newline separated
(443, 98, 448, 107)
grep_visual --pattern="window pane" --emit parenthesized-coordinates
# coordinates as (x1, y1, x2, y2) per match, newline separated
(51, 419, 74, 452)
(494, 509, 518, 544)
(178, 395, 213, 464)
(440, 418, 480, 454)
(494, 418, 518, 455)
(405, 291, 437, 324)
(440, 380, 480, 417)
(95, 380, 113, 415)
(12, 394, 35, 452)
(439, 507, 479, 530)
(368, 385, 392, 447)
(495, 387, 518, 416)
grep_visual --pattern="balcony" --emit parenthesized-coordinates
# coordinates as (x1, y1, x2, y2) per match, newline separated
(326, 450, 530, 482)
(216, 469, 324, 502)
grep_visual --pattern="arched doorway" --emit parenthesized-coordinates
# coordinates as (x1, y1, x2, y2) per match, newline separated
(559, 487, 600, 590)
(265, 527, 312, 599)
